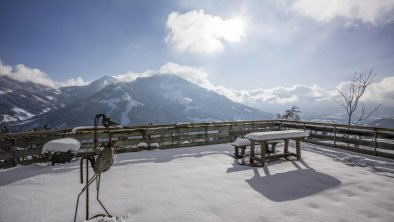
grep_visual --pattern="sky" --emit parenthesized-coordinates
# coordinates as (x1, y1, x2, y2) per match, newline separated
(1, 0, 394, 118)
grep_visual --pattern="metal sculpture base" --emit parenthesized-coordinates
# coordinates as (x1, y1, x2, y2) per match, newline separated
(74, 156, 112, 222)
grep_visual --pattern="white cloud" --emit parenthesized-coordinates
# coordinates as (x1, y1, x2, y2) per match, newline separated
(0, 62, 89, 88)
(0, 63, 56, 87)
(159, 62, 215, 89)
(118, 62, 335, 110)
(292, 0, 394, 25)
(55, 77, 90, 88)
(165, 10, 245, 54)
(113, 70, 156, 82)
(215, 84, 333, 106)
(363, 76, 394, 107)
(113, 62, 216, 90)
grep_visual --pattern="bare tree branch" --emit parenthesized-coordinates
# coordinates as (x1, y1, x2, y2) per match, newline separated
(333, 70, 378, 126)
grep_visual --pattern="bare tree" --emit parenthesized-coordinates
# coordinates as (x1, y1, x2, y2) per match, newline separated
(333, 70, 380, 126)
(278, 106, 301, 121)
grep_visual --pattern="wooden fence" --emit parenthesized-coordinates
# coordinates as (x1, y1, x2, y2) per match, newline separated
(1, 120, 394, 168)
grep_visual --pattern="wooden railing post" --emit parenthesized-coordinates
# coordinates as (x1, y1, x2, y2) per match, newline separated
(177, 126, 180, 148)
(373, 130, 378, 156)
(12, 138, 18, 166)
(205, 125, 208, 145)
(333, 125, 337, 148)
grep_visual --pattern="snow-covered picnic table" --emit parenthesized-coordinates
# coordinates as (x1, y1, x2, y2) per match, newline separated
(244, 130, 309, 166)
(42, 138, 81, 154)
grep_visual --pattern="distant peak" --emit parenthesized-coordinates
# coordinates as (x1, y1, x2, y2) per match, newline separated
(89, 75, 119, 86)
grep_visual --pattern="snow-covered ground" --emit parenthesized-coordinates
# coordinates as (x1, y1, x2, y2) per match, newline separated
(1, 142, 394, 222)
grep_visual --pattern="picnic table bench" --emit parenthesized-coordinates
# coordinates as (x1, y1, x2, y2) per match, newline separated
(243, 130, 309, 166)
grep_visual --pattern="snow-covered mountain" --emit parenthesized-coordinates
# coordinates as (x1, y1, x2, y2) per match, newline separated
(0, 76, 63, 123)
(61, 75, 119, 103)
(368, 117, 394, 128)
(2, 74, 272, 130)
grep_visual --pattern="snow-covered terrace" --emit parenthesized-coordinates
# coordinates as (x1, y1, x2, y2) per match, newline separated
(1, 141, 394, 222)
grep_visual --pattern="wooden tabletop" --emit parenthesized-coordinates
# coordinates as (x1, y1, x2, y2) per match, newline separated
(244, 130, 309, 141)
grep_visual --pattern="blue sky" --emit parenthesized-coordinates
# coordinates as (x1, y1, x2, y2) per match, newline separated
(1, 0, 394, 118)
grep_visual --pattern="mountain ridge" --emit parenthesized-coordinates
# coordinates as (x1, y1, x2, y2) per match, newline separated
(1, 74, 273, 130)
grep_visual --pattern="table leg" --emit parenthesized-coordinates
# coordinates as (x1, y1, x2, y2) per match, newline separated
(296, 139, 301, 160)
(284, 139, 289, 153)
(234, 146, 239, 157)
(261, 141, 267, 166)
(240, 146, 246, 156)
(250, 140, 255, 165)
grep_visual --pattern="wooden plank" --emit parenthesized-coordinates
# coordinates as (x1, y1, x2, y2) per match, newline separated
(334, 136, 373, 147)
(296, 139, 301, 160)
(376, 141, 394, 150)
(306, 140, 394, 159)
(260, 141, 267, 166)
(250, 140, 255, 165)
(335, 128, 374, 137)
(279, 120, 394, 132)
(0, 151, 14, 159)
(309, 133, 334, 140)
(0, 140, 14, 150)
(376, 132, 394, 140)
(284, 139, 289, 154)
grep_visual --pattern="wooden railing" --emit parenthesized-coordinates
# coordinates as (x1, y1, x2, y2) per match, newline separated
(1, 120, 394, 168)
(277, 120, 394, 159)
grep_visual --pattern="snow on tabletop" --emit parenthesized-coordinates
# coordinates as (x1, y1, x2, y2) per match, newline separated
(1, 142, 394, 222)
(41, 138, 81, 154)
(149, 143, 160, 148)
(245, 129, 309, 141)
(231, 138, 251, 146)
(137, 142, 148, 147)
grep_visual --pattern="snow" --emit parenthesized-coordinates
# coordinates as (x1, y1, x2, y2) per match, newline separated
(11, 107, 34, 120)
(1, 142, 394, 222)
(41, 107, 52, 114)
(46, 95, 55, 101)
(187, 116, 219, 123)
(163, 90, 191, 104)
(245, 130, 309, 141)
(121, 99, 142, 125)
(137, 142, 148, 147)
(0, 114, 18, 123)
(41, 138, 81, 153)
(72, 126, 123, 133)
(231, 138, 251, 146)
(0, 89, 12, 95)
(150, 143, 160, 148)
(97, 89, 143, 124)
(33, 95, 49, 103)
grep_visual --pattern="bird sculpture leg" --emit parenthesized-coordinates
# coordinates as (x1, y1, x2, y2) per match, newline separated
(96, 173, 112, 217)
(74, 173, 98, 222)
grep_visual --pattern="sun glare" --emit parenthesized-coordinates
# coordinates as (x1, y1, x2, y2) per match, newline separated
(221, 17, 245, 42)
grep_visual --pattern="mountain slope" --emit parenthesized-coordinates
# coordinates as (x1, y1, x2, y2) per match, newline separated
(368, 117, 394, 128)
(0, 76, 62, 123)
(14, 74, 272, 129)
(60, 76, 119, 104)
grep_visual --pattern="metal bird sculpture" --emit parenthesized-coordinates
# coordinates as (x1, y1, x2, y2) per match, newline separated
(74, 114, 121, 222)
